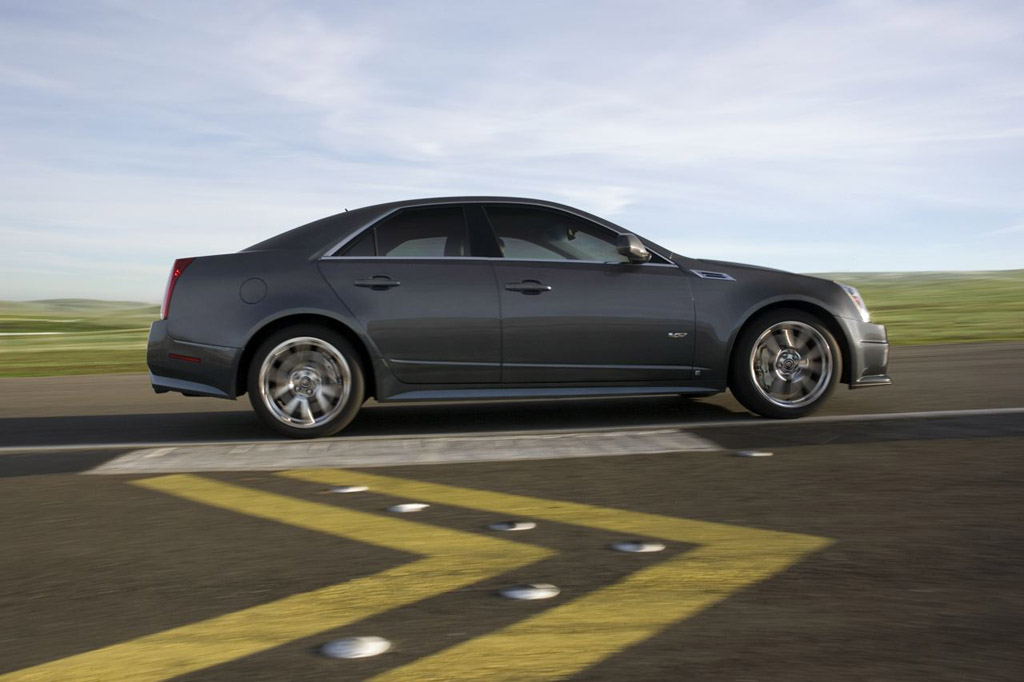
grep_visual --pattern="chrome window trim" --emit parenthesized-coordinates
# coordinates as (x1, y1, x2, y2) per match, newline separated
(318, 199, 675, 265)
(319, 255, 679, 267)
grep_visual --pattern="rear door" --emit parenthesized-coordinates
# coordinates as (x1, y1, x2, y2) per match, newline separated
(484, 204, 696, 384)
(318, 205, 500, 384)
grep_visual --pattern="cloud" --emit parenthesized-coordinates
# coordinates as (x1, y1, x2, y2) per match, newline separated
(1, 0, 1023, 299)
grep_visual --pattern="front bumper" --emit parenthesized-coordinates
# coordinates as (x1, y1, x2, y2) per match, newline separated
(147, 320, 242, 399)
(837, 317, 892, 388)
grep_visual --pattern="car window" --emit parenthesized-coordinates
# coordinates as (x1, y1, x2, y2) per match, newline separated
(340, 229, 375, 257)
(338, 206, 469, 257)
(484, 205, 629, 263)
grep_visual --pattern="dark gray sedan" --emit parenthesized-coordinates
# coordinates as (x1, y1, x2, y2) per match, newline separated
(148, 197, 891, 438)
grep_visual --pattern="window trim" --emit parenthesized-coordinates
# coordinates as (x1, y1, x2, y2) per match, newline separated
(319, 199, 675, 266)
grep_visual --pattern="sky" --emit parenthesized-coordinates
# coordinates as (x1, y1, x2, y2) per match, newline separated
(1, 0, 1022, 301)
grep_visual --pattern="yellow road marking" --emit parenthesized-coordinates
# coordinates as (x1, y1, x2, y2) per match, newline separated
(0, 474, 552, 682)
(283, 469, 832, 682)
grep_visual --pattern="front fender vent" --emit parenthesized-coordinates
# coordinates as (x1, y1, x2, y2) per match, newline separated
(691, 269, 736, 281)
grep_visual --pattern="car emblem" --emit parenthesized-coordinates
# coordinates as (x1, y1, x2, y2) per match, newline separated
(667, 332, 688, 339)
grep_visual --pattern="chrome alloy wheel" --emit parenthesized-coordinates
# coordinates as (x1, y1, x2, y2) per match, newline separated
(749, 321, 833, 408)
(257, 336, 352, 429)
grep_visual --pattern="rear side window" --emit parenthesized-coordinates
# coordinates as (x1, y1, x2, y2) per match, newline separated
(337, 206, 469, 258)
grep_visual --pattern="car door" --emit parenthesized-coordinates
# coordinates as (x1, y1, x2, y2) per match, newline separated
(318, 204, 501, 384)
(484, 204, 696, 384)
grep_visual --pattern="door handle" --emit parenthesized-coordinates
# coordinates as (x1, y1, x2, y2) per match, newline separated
(505, 280, 552, 294)
(354, 276, 401, 290)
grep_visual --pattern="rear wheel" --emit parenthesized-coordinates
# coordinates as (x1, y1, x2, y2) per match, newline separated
(247, 325, 365, 438)
(729, 309, 841, 419)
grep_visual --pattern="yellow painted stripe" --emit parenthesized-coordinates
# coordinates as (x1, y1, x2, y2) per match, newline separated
(283, 469, 832, 682)
(0, 475, 551, 682)
(373, 545, 813, 681)
(281, 469, 832, 549)
(133, 474, 545, 560)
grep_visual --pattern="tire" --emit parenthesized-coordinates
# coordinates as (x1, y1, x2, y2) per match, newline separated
(729, 309, 842, 419)
(247, 325, 365, 438)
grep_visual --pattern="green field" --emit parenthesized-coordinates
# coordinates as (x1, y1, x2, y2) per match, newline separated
(0, 299, 157, 377)
(2, 270, 1022, 377)
(825, 269, 1024, 345)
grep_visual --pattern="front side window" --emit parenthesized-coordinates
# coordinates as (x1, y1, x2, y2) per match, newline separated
(484, 206, 628, 263)
(338, 206, 469, 257)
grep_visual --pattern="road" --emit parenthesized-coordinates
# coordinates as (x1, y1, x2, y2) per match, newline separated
(0, 343, 1022, 681)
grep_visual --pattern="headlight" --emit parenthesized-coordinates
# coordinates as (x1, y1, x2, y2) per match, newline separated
(835, 282, 871, 323)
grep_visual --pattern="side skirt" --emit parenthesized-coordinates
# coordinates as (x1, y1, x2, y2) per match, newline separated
(380, 385, 721, 402)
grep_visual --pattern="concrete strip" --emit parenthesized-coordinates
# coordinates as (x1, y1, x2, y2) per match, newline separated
(87, 428, 720, 474)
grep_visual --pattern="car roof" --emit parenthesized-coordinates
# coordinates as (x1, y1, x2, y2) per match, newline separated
(242, 196, 631, 256)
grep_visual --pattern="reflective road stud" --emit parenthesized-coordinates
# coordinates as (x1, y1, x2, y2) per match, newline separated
(489, 520, 537, 531)
(320, 636, 391, 659)
(612, 540, 666, 553)
(387, 502, 429, 513)
(499, 584, 561, 600)
(328, 485, 368, 493)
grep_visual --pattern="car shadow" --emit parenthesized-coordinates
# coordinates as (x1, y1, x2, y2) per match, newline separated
(0, 396, 747, 449)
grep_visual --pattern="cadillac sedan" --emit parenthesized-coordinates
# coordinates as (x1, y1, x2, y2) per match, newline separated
(148, 197, 891, 438)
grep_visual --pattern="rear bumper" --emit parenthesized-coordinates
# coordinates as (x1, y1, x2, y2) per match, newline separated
(147, 321, 242, 399)
(838, 317, 892, 388)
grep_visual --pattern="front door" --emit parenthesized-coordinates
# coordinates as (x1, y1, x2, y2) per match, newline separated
(484, 204, 696, 384)
(318, 205, 500, 384)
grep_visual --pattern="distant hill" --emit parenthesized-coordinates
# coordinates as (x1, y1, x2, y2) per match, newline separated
(814, 269, 1024, 283)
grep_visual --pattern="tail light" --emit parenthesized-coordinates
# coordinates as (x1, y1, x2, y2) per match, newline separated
(160, 257, 195, 320)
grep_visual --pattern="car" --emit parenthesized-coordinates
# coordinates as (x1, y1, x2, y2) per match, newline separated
(148, 196, 891, 438)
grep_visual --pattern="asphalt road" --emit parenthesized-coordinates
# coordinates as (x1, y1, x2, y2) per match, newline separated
(2, 342, 1023, 450)
(0, 342, 1022, 681)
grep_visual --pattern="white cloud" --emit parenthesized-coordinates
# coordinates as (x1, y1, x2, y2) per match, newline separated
(1, 0, 1023, 299)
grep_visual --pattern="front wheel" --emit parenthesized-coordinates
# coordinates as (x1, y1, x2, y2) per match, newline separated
(247, 325, 365, 438)
(729, 309, 842, 419)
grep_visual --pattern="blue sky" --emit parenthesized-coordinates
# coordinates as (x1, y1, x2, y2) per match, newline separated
(1, 0, 1022, 301)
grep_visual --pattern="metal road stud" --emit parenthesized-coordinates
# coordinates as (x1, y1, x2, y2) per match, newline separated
(499, 583, 561, 600)
(320, 636, 392, 659)
(489, 520, 537, 531)
(612, 540, 666, 553)
(328, 485, 369, 493)
(387, 502, 429, 513)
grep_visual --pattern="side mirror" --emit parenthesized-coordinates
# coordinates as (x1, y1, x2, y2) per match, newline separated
(616, 234, 651, 263)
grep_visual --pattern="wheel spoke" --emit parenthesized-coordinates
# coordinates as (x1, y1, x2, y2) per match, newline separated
(763, 334, 782, 354)
(300, 399, 315, 424)
(793, 328, 813, 353)
(282, 395, 302, 416)
(315, 392, 332, 414)
(780, 328, 796, 349)
(272, 383, 292, 399)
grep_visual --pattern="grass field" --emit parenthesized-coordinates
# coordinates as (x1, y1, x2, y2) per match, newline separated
(2, 270, 1022, 377)
(0, 300, 157, 377)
